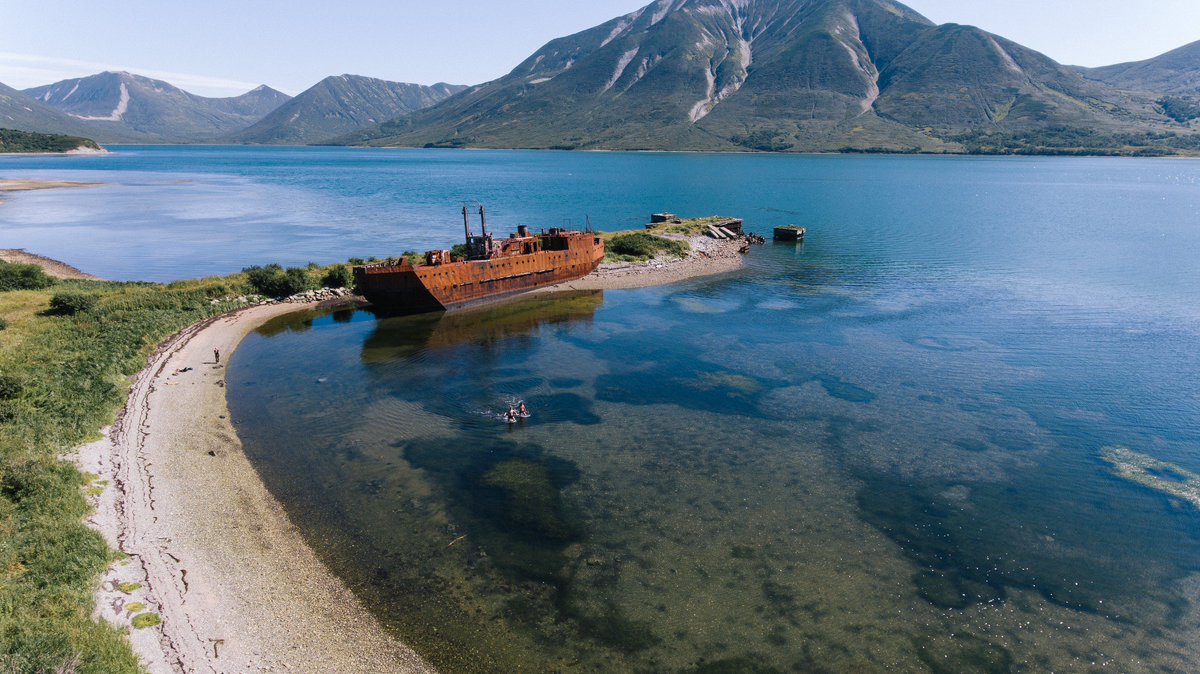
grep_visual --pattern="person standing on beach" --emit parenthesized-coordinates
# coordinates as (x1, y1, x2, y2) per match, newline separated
(214, 348, 220, 364)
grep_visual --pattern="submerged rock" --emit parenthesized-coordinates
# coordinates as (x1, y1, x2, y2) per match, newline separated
(1100, 445, 1200, 510)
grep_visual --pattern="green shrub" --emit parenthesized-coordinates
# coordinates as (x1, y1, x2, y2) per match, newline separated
(0, 317, 7, 330)
(0, 373, 21, 399)
(321, 264, 353, 289)
(48, 291, 98, 315)
(608, 233, 690, 259)
(347, 257, 365, 266)
(242, 264, 316, 297)
(0, 260, 55, 292)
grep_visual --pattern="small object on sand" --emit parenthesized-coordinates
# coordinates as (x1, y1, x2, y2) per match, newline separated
(213, 348, 220, 364)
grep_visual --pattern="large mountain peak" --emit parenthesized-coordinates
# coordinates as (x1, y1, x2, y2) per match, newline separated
(340, 0, 1183, 152)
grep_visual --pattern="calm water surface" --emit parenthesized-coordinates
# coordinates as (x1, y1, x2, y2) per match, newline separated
(7, 147, 1200, 671)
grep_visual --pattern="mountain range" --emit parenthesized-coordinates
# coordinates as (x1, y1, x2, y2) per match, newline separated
(3, 73, 463, 145)
(224, 75, 465, 144)
(338, 0, 1199, 154)
(3, 0, 1198, 154)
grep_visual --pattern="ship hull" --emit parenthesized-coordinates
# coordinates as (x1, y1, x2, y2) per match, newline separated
(354, 243, 603, 314)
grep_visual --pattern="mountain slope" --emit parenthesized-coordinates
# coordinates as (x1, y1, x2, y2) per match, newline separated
(338, 0, 1181, 153)
(209, 84, 292, 118)
(1078, 40, 1200, 96)
(1, 81, 142, 140)
(224, 75, 465, 144)
(23, 72, 290, 142)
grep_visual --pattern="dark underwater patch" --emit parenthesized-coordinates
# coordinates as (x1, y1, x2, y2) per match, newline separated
(915, 634, 1013, 674)
(402, 438, 580, 582)
(856, 471, 1200, 619)
(814, 374, 876, 403)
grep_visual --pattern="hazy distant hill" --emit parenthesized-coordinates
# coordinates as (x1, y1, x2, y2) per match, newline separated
(23, 72, 290, 142)
(1, 81, 142, 141)
(1078, 40, 1200, 96)
(208, 84, 292, 119)
(337, 0, 1190, 154)
(225, 75, 465, 145)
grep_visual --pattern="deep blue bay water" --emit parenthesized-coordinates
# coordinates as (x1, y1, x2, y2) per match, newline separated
(5, 147, 1200, 671)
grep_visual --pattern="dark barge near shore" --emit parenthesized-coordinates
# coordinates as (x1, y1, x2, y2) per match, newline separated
(353, 206, 605, 313)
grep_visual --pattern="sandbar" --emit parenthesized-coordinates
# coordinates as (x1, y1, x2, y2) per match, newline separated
(0, 178, 103, 192)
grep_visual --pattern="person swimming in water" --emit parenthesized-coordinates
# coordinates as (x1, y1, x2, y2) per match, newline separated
(518, 402, 528, 417)
(505, 406, 518, 423)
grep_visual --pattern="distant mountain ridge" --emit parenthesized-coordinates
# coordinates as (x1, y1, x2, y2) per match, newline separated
(1076, 40, 1200, 96)
(23, 72, 291, 142)
(224, 75, 466, 144)
(337, 0, 1194, 154)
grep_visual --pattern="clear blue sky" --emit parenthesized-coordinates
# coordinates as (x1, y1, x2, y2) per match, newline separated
(2, 0, 1198, 97)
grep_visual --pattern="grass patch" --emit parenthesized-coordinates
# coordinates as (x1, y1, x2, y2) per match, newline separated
(644, 215, 739, 236)
(597, 215, 740, 262)
(0, 259, 359, 671)
(601, 233, 690, 264)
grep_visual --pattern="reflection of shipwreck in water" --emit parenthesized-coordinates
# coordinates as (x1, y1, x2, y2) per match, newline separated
(360, 290, 603, 362)
(354, 206, 605, 314)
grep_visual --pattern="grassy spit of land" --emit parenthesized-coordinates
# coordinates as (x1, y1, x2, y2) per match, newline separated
(0, 258, 356, 673)
(599, 216, 744, 263)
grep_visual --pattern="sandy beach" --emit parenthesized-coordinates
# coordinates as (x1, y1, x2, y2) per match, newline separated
(56, 239, 750, 672)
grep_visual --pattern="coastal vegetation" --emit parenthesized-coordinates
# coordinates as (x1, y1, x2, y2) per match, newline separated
(0, 128, 102, 153)
(0, 261, 355, 672)
(0, 260, 55, 291)
(949, 127, 1200, 156)
(597, 216, 743, 263)
(604, 233, 689, 263)
(242, 262, 352, 297)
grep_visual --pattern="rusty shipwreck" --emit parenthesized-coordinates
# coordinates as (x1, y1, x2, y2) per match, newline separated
(353, 206, 605, 313)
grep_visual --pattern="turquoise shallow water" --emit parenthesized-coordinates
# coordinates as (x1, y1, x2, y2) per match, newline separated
(6, 147, 1200, 671)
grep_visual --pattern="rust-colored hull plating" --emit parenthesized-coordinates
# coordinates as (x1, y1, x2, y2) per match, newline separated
(354, 232, 604, 313)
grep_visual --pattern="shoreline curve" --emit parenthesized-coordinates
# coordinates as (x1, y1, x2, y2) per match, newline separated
(73, 300, 433, 673)
(66, 238, 750, 671)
